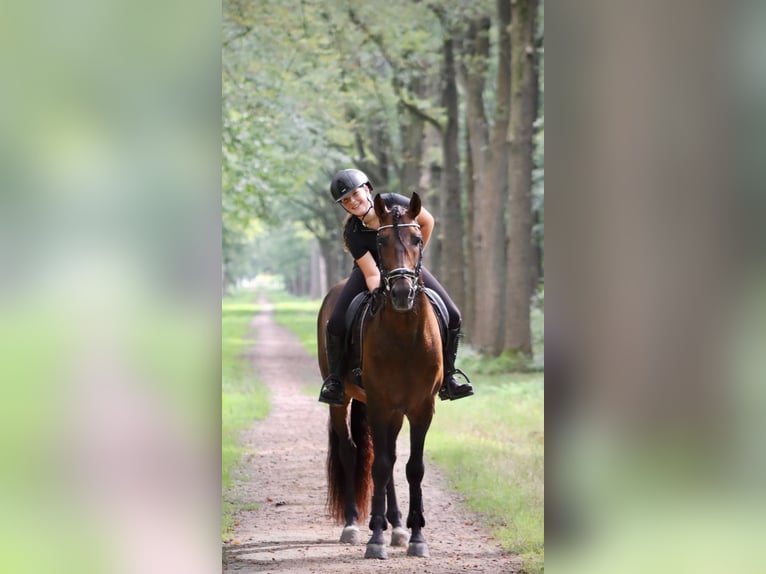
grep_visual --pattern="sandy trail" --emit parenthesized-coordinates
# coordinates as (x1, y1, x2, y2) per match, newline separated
(222, 302, 522, 573)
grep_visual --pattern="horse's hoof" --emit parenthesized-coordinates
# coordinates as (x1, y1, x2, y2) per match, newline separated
(339, 525, 361, 545)
(407, 542, 430, 557)
(364, 543, 388, 559)
(390, 526, 410, 547)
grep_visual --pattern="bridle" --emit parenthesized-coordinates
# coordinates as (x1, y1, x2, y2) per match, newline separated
(376, 221, 423, 306)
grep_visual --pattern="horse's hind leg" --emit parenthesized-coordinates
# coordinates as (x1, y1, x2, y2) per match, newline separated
(338, 436, 361, 544)
(330, 407, 362, 545)
(405, 419, 432, 557)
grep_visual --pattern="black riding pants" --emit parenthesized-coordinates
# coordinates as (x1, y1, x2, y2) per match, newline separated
(326, 265, 461, 337)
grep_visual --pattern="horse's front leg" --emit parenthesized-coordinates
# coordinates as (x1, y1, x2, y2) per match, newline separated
(386, 479, 410, 547)
(365, 421, 393, 559)
(406, 417, 432, 557)
(384, 416, 409, 548)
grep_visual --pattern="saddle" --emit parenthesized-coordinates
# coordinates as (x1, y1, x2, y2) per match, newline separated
(343, 288, 449, 388)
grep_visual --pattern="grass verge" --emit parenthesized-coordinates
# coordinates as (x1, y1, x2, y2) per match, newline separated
(222, 290, 270, 539)
(428, 370, 544, 572)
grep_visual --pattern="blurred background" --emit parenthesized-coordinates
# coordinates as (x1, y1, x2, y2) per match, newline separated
(2, 0, 765, 572)
(0, 0, 221, 573)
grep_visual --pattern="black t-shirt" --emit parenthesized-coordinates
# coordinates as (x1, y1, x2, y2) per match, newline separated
(344, 193, 410, 265)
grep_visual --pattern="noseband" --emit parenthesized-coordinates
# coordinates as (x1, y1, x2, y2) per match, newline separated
(376, 222, 423, 302)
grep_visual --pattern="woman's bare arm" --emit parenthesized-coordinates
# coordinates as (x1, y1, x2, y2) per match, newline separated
(356, 252, 381, 293)
(416, 206, 435, 249)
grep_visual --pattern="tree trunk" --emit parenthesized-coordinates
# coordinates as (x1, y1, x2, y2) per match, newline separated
(310, 239, 326, 299)
(460, 16, 491, 346)
(399, 78, 427, 197)
(464, 98, 476, 341)
(317, 236, 343, 291)
(468, 0, 511, 356)
(426, 157, 442, 275)
(440, 33, 466, 314)
(505, 0, 538, 355)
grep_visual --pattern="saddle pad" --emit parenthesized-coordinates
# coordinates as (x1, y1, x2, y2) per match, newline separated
(344, 290, 372, 347)
(422, 288, 448, 344)
(345, 288, 447, 345)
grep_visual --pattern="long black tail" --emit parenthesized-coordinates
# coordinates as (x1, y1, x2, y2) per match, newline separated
(326, 400, 373, 523)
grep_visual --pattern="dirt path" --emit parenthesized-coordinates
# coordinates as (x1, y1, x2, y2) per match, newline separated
(222, 301, 523, 573)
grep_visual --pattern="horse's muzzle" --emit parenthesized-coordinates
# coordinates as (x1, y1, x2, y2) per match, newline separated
(390, 277, 418, 313)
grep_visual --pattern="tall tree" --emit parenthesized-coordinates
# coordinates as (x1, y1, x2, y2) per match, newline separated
(439, 20, 467, 314)
(505, 0, 540, 354)
(464, 0, 512, 356)
(460, 16, 491, 342)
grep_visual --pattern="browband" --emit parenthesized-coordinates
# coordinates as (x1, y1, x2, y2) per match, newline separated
(376, 223, 421, 231)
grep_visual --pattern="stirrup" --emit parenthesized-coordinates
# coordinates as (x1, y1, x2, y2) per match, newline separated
(438, 368, 474, 401)
(318, 377, 345, 405)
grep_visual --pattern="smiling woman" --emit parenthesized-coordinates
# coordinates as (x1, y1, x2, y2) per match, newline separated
(317, 168, 473, 406)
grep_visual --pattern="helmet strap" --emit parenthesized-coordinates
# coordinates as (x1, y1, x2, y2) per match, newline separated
(359, 201, 374, 227)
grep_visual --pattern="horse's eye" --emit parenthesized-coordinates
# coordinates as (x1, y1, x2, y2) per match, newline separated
(412, 236, 423, 246)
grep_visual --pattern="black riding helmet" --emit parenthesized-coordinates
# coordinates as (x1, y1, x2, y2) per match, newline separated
(330, 169, 373, 202)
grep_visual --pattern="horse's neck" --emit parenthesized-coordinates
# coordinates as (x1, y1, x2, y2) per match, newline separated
(376, 292, 433, 332)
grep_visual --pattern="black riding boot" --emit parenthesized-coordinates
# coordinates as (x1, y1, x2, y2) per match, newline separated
(318, 330, 346, 405)
(438, 327, 474, 401)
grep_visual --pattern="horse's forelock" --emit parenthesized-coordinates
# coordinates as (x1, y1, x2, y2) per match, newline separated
(391, 205, 406, 226)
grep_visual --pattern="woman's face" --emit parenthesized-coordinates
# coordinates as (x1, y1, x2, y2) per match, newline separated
(339, 186, 370, 215)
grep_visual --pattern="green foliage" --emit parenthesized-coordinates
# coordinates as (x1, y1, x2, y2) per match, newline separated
(221, 291, 270, 538)
(249, 224, 314, 295)
(222, 0, 545, 341)
(222, 224, 257, 291)
(221, 0, 509, 287)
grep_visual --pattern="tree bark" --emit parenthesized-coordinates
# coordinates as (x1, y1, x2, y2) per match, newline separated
(460, 16, 491, 346)
(467, 0, 511, 356)
(425, 155, 442, 275)
(505, 0, 538, 355)
(399, 78, 427, 197)
(440, 33, 466, 314)
(464, 106, 476, 340)
(317, 236, 344, 291)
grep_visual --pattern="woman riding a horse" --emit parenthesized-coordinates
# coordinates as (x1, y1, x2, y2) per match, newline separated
(318, 168, 473, 405)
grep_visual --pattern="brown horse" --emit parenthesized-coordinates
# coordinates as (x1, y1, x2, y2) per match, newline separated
(317, 192, 442, 559)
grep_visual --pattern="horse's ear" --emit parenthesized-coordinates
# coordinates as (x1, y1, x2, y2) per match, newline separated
(408, 192, 422, 219)
(373, 193, 388, 218)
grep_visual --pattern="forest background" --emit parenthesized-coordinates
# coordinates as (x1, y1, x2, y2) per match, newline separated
(222, 0, 544, 359)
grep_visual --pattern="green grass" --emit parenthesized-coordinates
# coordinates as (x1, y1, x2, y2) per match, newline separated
(221, 290, 270, 538)
(428, 374, 544, 572)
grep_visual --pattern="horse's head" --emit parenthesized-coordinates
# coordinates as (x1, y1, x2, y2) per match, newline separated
(373, 193, 424, 312)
